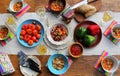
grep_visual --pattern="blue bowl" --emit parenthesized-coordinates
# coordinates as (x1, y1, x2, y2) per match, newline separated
(17, 19, 44, 47)
(47, 54, 69, 75)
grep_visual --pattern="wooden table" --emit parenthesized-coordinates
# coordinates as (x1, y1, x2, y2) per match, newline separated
(8, 55, 120, 76)
(0, 0, 120, 76)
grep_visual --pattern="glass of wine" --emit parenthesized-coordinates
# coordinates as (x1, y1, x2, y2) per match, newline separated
(37, 44, 47, 55)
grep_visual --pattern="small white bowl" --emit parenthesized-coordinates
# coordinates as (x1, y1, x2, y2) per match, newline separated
(111, 24, 120, 39)
(9, 0, 24, 12)
(101, 56, 119, 73)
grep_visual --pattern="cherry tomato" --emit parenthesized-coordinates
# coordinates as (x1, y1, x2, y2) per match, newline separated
(36, 25, 41, 31)
(29, 24, 35, 30)
(28, 40, 34, 45)
(24, 34, 30, 42)
(20, 35, 24, 40)
(36, 34, 41, 39)
(35, 39, 39, 42)
(20, 30, 26, 36)
(27, 35, 32, 39)
(22, 24, 28, 30)
(26, 29, 32, 35)
(32, 36, 37, 41)
(32, 30, 38, 36)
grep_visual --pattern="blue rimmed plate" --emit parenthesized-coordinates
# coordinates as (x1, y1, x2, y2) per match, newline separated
(17, 19, 44, 47)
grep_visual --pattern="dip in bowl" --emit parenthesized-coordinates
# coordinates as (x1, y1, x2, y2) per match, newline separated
(48, 0, 66, 13)
(101, 56, 119, 73)
(0, 25, 9, 40)
(69, 42, 84, 58)
(9, 0, 23, 12)
(111, 24, 120, 39)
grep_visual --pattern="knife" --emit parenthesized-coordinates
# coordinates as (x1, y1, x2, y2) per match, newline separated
(70, 0, 88, 10)
(57, 0, 88, 18)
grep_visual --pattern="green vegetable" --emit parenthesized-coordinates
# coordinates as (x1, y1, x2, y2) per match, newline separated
(75, 27, 87, 38)
(83, 35, 96, 47)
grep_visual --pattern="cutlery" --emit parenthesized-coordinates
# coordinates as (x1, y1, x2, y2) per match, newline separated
(18, 51, 41, 73)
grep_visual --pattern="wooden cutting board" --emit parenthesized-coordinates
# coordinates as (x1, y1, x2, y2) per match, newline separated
(74, 0, 102, 23)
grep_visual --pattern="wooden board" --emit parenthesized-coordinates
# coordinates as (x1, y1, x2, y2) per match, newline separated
(7, 55, 120, 76)
(74, 0, 102, 23)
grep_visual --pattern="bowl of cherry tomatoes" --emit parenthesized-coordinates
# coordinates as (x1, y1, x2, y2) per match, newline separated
(17, 19, 44, 47)
(48, 0, 66, 13)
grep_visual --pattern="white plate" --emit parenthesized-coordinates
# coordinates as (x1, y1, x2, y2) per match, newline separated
(46, 24, 71, 46)
(20, 56, 41, 76)
(44, 34, 73, 50)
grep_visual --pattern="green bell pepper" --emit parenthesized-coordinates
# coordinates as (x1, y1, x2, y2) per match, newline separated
(75, 27, 87, 38)
(83, 35, 96, 47)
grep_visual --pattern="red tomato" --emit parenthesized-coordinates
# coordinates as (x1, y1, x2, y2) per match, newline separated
(28, 40, 34, 45)
(32, 36, 37, 41)
(20, 30, 26, 36)
(36, 25, 41, 31)
(28, 35, 32, 39)
(20, 35, 24, 40)
(22, 24, 28, 30)
(29, 24, 35, 30)
(26, 29, 32, 35)
(24, 34, 30, 42)
(36, 34, 41, 39)
(35, 39, 39, 42)
(32, 30, 38, 35)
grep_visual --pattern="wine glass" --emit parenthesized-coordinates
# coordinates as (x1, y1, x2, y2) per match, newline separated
(35, 6, 46, 20)
(37, 43, 47, 55)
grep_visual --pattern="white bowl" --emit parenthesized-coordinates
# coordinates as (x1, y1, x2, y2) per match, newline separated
(47, 23, 71, 46)
(101, 56, 119, 73)
(111, 24, 120, 39)
(9, 0, 24, 12)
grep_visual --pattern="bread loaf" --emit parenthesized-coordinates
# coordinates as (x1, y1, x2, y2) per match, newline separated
(75, 4, 96, 17)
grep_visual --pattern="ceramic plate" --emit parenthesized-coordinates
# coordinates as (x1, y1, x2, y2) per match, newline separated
(74, 20, 102, 48)
(17, 19, 44, 47)
(46, 23, 71, 46)
(20, 56, 41, 76)
(44, 34, 73, 50)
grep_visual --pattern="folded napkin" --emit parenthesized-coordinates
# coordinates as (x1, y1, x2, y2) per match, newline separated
(104, 20, 120, 47)
(8, 2, 31, 18)
(94, 51, 119, 76)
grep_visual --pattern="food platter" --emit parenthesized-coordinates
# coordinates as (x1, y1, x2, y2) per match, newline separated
(17, 19, 44, 47)
(74, 20, 102, 48)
